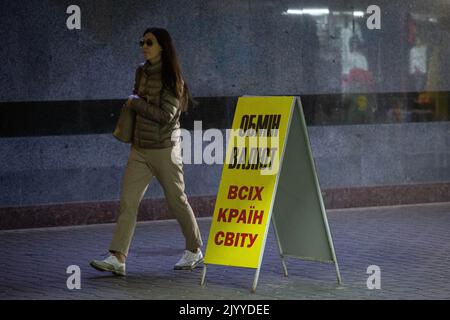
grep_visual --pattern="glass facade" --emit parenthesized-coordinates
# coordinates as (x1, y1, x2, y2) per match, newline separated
(1, 1, 449, 125)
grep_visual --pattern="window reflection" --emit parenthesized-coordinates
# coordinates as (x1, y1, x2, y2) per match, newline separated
(285, 6, 449, 125)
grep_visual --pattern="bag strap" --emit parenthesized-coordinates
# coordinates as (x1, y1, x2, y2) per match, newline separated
(133, 66, 144, 95)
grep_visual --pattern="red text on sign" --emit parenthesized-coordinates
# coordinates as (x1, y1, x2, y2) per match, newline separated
(217, 207, 264, 224)
(227, 185, 264, 201)
(214, 232, 258, 248)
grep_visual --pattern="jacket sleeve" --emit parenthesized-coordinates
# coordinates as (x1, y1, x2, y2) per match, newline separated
(129, 87, 180, 124)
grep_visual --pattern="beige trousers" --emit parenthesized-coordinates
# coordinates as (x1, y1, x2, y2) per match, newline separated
(109, 143, 203, 256)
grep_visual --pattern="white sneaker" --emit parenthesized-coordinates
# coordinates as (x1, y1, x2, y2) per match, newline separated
(90, 255, 126, 276)
(174, 249, 204, 270)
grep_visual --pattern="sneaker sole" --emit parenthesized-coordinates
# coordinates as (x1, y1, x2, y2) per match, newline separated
(174, 258, 204, 270)
(90, 261, 126, 276)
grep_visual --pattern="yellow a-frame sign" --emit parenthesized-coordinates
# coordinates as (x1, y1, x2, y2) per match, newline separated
(201, 96, 341, 292)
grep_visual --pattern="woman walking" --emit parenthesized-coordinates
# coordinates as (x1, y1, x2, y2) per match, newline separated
(90, 27, 203, 276)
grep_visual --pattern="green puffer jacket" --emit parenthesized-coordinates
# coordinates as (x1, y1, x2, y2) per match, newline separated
(129, 60, 181, 149)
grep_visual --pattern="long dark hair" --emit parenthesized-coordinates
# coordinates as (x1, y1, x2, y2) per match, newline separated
(143, 27, 194, 112)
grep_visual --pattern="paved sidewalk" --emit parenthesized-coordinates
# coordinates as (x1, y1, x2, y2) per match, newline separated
(1, 202, 450, 300)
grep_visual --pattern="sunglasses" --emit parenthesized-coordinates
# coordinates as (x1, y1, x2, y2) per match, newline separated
(139, 39, 154, 47)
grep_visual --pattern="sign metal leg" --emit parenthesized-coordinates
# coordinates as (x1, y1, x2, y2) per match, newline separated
(251, 267, 261, 293)
(280, 257, 289, 277)
(200, 264, 207, 286)
(271, 218, 289, 277)
(334, 261, 342, 285)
